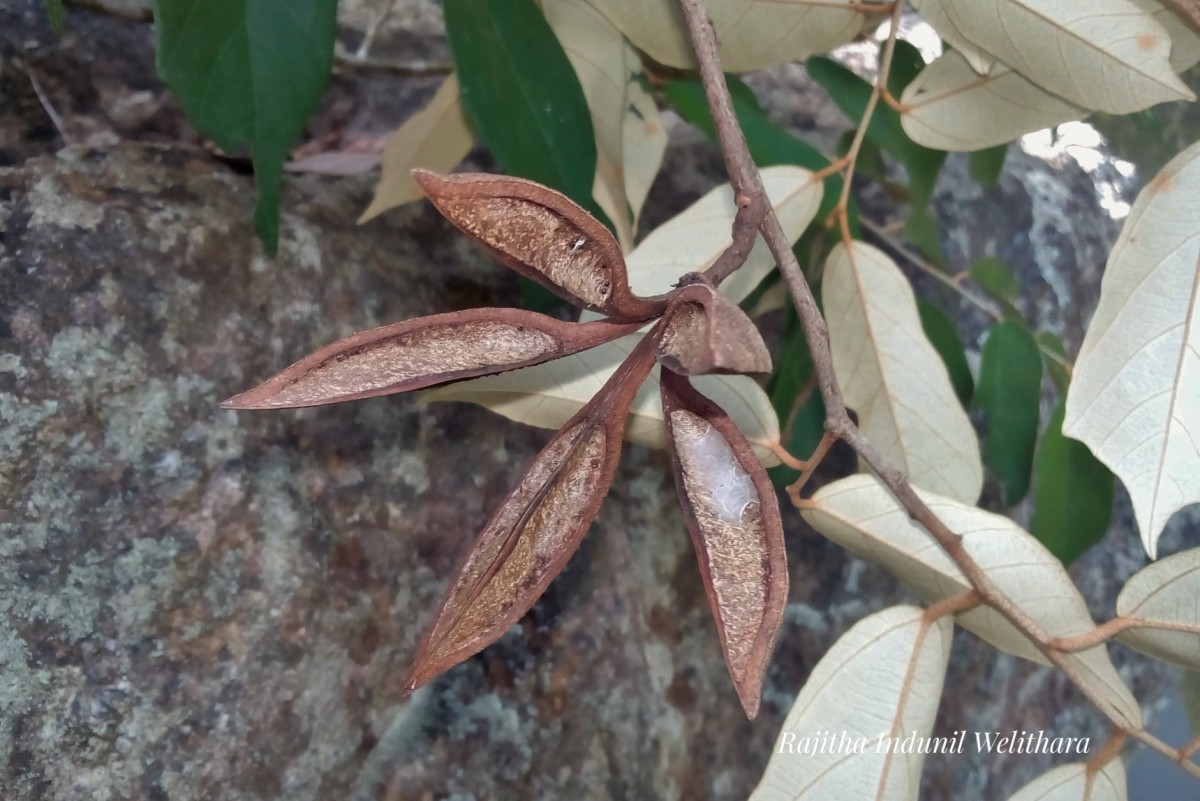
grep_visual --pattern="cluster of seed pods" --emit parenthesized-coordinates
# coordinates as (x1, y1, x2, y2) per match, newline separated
(224, 171, 787, 718)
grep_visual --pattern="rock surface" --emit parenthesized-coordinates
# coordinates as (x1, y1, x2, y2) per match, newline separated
(1, 2, 1190, 801)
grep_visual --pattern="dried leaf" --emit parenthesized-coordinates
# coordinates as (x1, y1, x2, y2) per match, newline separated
(1063, 141, 1200, 558)
(657, 284, 772, 377)
(589, 0, 865, 72)
(801, 475, 1143, 731)
(751, 607, 953, 801)
(359, 74, 475, 222)
(909, 0, 1192, 114)
(900, 51, 1087, 152)
(404, 334, 658, 691)
(660, 371, 787, 718)
(543, 0, 667, 251)
(222, 309, 638, 409)
(414, 170, 664, 320)
(1115, 547, 1200, 670)
(823, 241, 983, 503)
(422, 333, 784, 465)
(1007, 761, 1127, 801)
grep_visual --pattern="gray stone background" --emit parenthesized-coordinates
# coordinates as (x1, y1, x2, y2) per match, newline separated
(1, 1, 1196, 800)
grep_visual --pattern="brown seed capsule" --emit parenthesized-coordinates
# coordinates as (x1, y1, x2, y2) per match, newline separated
(656, 283, 772, 376)
(660, 369, 787, 719)
(413, 170, 666, 321)
(403, 328, 661, 693)
(222, 309, 640, 409)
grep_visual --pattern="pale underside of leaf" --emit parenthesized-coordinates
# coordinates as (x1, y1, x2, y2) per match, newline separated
(823, 241, 983, 503)
(1115, 547, 1200, 669)
(909, 0, 1193, 114)
(801, 475, 1143, 731)
(544, 0, 667, 251)
(900, 51, 1087, 152)
(618, 165, 823, 305)
(1132, 0, 1200, 71)
(589, 0, 864, 72)
(421, 333, 783, 465)
(661, 372, 787, 718)
(751, 606, 953, 801)
(1063, 141, 1200, 558)
(359, 73, 475, 223)
(912, 0, 996, 73)
(1007, 760, 1127, 801)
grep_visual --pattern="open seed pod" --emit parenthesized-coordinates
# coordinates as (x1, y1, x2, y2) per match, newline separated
(660, 369, 787, 718)
(222, 309, 639, 409)
(403, 330, 661, 693)
(414, 170, 666, 321)
(656, 282, 772, 376)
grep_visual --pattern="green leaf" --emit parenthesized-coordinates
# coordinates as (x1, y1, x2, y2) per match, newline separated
(767, 309, 826, 487)
(905, 207, 945, 267)
(917, 299, 973, 407)
(806, 55, 946, 206)
(975, 320, 1042, 505)
(969, 144, 1008, 186)
(1031, 400, 1114, 563)
(1035, 331, 1071, 393)
(887, 39, 926, 98)
(43, 0, 64, 33)
(969, 256, 1025, 322)
(444, 0, 600, 220)
(664, 77, 858, 236)
(154, 0, 338, 252)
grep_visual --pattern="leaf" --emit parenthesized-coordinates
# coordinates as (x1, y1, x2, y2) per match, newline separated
(543, 0, 667, 251)
(657, 285, 773, 376)
(917, 300, 974, 407)
(1063, 141, 1200, 558)
(801, 475, 1144, 731)
(1031, 400, 1114, 564)
(823, 241, 983, 503)
(359, 74, 475, 223)
(750, 606, 953, 801)
(660, 371, 788, 718)
(405, 335, 657, 691)
(908, 0, 1193, 114)
(969, 144, 1008, 186)
(1036, 331, 1071, 394)
(444, 0, 600, 219)
(588, 0, 865, 72)
(900, 51, 1088, 152)
(422, 333, 784, 466)
(665, 77, 856, 233)
(970, 256, 1020, 303)
(913, 1, 996, 74)
(43, 0, 64, 33)
(1007, 761, 1127, 801)
(807, 56, 946, 205)
(905, 207, 945, 267)
(975, 320, 1042, 505)
(221, 309, 639, 410)
(153, 0, 338, 252)
(1115, 547, 1200, 670)
(1132, 0, 1200, 71)
(413, 171, 664, 321)
(619, 165, 823, 306)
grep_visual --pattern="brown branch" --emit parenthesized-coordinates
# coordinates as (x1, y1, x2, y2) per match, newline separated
(674, 0, 1200, 783)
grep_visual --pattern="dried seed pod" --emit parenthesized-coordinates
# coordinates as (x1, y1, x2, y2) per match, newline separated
(413, 170, 666, 321)
(403, 329, 661, 693)
(656, 283, 772, 376)
(222, 309, 639, 409)
(660, 369, 787, 719)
